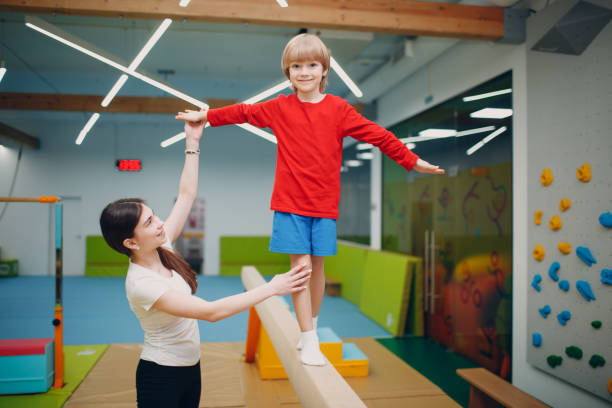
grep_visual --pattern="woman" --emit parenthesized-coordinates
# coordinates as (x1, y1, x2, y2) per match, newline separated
(99, 118, 311, 408)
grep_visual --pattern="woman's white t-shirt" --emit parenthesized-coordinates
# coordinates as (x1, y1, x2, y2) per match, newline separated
(125, 241, 200, 366)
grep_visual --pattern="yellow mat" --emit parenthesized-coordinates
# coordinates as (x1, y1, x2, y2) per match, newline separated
(65, 338, 460, 407)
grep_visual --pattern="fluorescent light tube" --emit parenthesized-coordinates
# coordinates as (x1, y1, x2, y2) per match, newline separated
(466, 126, 507, 156)
(345, 160, 363, 167)
(419, 129, 457, 138)
(161, 132, 186, 147)
(356, 152, 373, 160)
(406, 142, 416, 149)
(356, 143, 372, 150)
(0, 67, 6, 83)
(76, 113, 100, 145)
(463, 88, 512, 102)
(276, 0, 288, 7)
(101, 74, 128, 107)
(454, 126, 495, 137)
(330, 56, 363, 98)
(179, 0, 191, 7)
(242, 80, 291, 104)
(470, 108, 513, 119)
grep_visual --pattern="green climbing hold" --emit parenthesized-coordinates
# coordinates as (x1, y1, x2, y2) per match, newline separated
(547, 355, 563, 368)
(589, 355, 605, 368)
(591, 320, 602, 329)
(566, 346, 583, 359)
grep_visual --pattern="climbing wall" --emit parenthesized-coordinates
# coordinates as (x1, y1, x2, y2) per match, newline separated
(527, 160, 612, 402)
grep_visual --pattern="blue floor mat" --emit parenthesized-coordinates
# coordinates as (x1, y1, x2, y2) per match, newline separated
(0, 276, 390, 344)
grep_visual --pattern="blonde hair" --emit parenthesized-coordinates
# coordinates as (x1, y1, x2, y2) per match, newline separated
(281, 33, 331, 93)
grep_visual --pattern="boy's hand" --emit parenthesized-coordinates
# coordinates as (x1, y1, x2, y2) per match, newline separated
(176, 109, 208, 124)
(269, 264, 311, 296)
(414, 158, 445, 175)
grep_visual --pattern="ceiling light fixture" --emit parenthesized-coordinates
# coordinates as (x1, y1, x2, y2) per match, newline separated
(419, 128, 457, 138)
(242, 80, 291, 104)
(0, 66, 6, 83)
(470, 108, 513, 119)
(463, 88, 512, 102)
(330, 56, 363, 98)
(454, 126, 496, 137)
(466, 126, 507, 156)
(75, 113, 100, 145)
(345, 159, 363, 167)
(356, 143, 372, 150)
(179, 0, 192, 7)
(356, 152, 373, 160)
(406, 142, 416, 149)
(276, 0, 289, 7)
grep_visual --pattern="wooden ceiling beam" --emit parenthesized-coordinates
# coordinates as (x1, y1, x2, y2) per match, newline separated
(0, 122, 40, 149)
(0, 0, 505, 41)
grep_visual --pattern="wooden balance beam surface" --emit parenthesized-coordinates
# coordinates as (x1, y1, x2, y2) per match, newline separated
(457, 368, 549, 408)
(241, 266, 366, 408)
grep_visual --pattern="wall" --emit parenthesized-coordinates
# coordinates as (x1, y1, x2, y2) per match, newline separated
(375, 0, 611, 406)
(0, 114, 277, 276)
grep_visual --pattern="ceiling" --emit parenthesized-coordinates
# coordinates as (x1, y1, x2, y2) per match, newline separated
(0, 0, 543, 142)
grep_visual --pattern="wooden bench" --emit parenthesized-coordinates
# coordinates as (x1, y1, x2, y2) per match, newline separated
(457, 368, 549, 408)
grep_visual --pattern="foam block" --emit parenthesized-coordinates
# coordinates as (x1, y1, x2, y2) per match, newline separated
(532, 333, 542, 347)
(576, 280, 596, 302)
(557, 310, 571, 326)
(531, 274, 542, 292)
(558, 280, 570, 292)
(548, 262, 560, 282)
(538, 305, 551, 318)
(599, 212, 612, 228)
(576, 246, 597, 267)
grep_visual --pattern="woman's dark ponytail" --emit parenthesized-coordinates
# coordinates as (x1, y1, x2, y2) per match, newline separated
(157, 247, 198, 294)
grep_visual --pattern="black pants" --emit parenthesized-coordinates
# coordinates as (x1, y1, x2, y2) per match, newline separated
(136, 359, 201, 408)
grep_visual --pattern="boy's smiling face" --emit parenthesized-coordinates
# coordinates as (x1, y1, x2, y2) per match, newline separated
(288, 60, 328, 97)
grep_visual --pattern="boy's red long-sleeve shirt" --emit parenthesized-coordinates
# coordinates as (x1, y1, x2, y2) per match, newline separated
(207, 93, 419, 219)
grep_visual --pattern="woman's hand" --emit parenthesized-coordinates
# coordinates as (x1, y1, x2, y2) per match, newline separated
(184, 111, 206, 144)
(269, 264, 312, 296)
(176, 109, 208, 124)
(413, 158, 445, 175)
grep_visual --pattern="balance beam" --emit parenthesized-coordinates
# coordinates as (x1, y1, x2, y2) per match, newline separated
(241, 266, 366, 408)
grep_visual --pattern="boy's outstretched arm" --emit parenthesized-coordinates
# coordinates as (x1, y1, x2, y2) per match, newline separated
(414, 158, 445, 175)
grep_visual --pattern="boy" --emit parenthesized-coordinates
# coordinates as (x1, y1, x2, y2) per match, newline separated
(176, 34, 444, 366)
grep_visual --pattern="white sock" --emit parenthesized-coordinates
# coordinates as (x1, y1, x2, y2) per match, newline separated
(299, 329, 326, 366)
(297, 316, 318, 350)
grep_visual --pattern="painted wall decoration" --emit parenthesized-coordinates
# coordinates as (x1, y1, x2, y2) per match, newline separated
(527, 163, 612, 403)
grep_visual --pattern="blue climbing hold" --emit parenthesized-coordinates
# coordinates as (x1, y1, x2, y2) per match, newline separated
(559, 280, 570, 292)
(548, 262, 560, 282)
(602, 269, 612, 285)
(576, 280, 596, 302)
(557, 310, 571, 326)
(533, 333, 542, 347)
(532, 274, 542, 292)
(599, 212, 612, 228)
(539, 305, 551, 318)
(576, 246, 597, 267)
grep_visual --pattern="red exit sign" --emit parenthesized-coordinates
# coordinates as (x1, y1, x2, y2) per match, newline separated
(116, 159, 141, 172)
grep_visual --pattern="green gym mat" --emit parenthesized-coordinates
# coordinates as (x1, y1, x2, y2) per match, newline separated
(0, 344, 108, 408)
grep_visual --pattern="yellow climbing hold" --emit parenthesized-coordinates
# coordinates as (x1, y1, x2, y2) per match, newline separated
(533, 245, 545, 261)
(534, 211, 543, 225)
(560, 198, 571, 212)
(577, 163, 591, 182)
(541, 168, 553, 186)
(549, 215, 562, 231)
(558, 242, 571, 254)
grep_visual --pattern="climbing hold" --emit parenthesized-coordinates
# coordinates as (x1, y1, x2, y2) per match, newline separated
(539, 305, 551, 318)
(558, 242, 571, 254)
(576, 163, 591, 183)
(549, 215, 562, 231)
(533, 245, 545, 262)
(608, 378, 612, 395)
(557, 310, 571, 326)
(576, 246, 597, 267)
(566, 346, 583, 360)
(591, 320, 602, 329)
(559, 198, 571, 212)
(532, 274, 542, 292)
(534, 210, 543, 225)
(548, 262, 560, 282)
(576, 280, 596, 302)
(599, 212, 612, 228)
(541, 168, 554, 186)
(547, 355, 563, 368)
(559, 280, 570, 292)
(589, 355, 605, 368)
(602, 269, 612, 285)
(532, 333, 542, 347)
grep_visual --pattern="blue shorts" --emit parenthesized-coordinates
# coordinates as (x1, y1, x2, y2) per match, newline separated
(269, 212, 337, 256)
